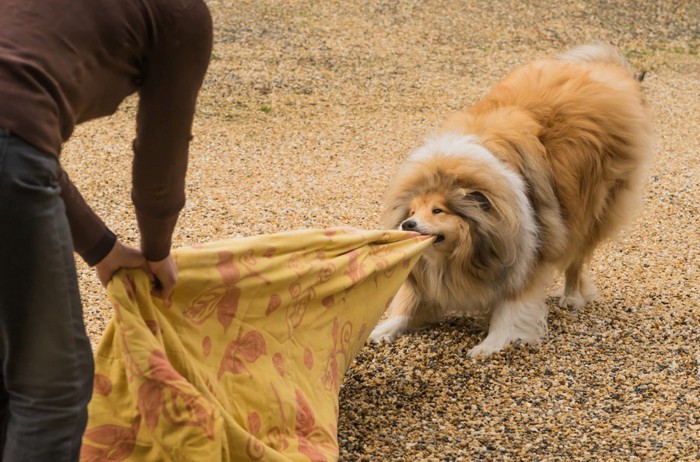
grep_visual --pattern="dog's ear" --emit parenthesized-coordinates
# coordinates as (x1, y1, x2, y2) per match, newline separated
(467, 215, 519, 274)
(449, 185, 522, 272)
(468, 191, 491, 211)
(451, 188, 492, 215)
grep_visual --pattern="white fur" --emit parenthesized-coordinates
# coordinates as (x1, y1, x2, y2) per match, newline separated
(409, 134, 484, 162)
(409, 135, 521, 191)
(369, 316, 410, 343)
(468, 296, 548, 357)
(467, 271, 551, 357)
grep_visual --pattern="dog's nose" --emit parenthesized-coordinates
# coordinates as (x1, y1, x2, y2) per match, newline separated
(401, 220, 417, 231)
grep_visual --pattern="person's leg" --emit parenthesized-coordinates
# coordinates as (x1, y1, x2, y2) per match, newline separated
(0, 130, 94, 462)
(0, 368, 7, 454)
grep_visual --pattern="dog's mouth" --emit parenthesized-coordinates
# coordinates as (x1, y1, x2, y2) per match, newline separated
(401, 221, 445, 245)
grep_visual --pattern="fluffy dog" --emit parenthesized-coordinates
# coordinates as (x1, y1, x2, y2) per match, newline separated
(369, 43, 654, 357)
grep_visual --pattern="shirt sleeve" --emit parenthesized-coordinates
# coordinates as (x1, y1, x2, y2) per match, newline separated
(58, 166, 117, 266)
(131, 0, 213, 261)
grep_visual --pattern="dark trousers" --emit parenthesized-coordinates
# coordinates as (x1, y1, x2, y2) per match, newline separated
(0, 129, 93, 461)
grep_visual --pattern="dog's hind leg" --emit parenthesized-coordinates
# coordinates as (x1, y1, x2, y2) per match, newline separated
(559, 259, 600, 310)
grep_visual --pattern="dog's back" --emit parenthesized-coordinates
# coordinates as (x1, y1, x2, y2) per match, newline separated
(458, 44, 654, 267)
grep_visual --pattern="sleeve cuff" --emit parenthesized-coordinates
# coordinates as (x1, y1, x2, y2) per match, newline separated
(81, 229, 117, 266)
(135, 210, 178, 262)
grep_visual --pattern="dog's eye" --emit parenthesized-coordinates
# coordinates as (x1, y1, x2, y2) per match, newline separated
(470, 191, 491, 211)
(432, 208, 443, 214)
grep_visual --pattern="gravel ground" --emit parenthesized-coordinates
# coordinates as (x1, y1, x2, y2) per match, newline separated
(63, 1, 699, 460)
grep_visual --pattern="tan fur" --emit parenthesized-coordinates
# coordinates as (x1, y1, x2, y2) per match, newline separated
(369, 43, 654, 357)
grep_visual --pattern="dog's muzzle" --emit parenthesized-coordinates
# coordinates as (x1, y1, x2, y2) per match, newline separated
(401, 220, 444, 243)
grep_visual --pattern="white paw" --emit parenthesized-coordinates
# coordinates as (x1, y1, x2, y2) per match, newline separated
(467, 336, 509, 358)
(467, 330, 543, 358)
(368, 316, 409, 344)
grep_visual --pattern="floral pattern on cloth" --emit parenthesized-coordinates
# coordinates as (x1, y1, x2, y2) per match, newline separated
(81, 228, 432, 462)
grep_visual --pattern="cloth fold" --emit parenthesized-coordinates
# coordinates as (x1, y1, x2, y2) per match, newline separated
(81, 228, 432, 461)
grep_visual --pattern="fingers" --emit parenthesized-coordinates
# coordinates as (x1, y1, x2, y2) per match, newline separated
(94, 240, 145, 287)
(94, 240, 178, 307)
(147, 255, 178, 307)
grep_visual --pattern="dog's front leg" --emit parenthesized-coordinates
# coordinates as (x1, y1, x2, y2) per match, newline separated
(369, 282, 441, 343)
(467, 286, 549, 358)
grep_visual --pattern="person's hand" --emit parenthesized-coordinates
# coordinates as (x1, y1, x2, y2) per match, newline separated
(95, 240, 146, 286)
(145, 255, 178, 307)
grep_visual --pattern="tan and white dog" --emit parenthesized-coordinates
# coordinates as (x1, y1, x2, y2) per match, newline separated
(369, 43, 654, 357)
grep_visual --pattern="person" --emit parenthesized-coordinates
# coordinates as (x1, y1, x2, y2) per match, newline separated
(0, 0, 213, 459)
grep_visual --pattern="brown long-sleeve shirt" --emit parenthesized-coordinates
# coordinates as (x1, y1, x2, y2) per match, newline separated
(0, 0, 213, 264)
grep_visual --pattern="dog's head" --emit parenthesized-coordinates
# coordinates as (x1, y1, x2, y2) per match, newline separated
(382, 135, 538, 281)
(395, 189, 491, 257)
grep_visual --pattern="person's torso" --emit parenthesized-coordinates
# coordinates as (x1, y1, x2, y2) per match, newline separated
(0, 0, 157, 155)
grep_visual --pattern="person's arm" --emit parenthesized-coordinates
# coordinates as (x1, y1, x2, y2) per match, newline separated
(59, 167, 146, 287)
(131, 1, 213, 296)
(58, 166, 117, 266)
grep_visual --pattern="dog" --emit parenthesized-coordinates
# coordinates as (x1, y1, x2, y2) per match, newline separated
(369, 43, 654, 357)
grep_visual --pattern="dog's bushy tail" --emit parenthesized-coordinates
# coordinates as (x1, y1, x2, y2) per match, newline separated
(558, 42, 646, 82)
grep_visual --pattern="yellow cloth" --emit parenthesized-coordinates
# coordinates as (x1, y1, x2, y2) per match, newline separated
(80, 228, 431, 462)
